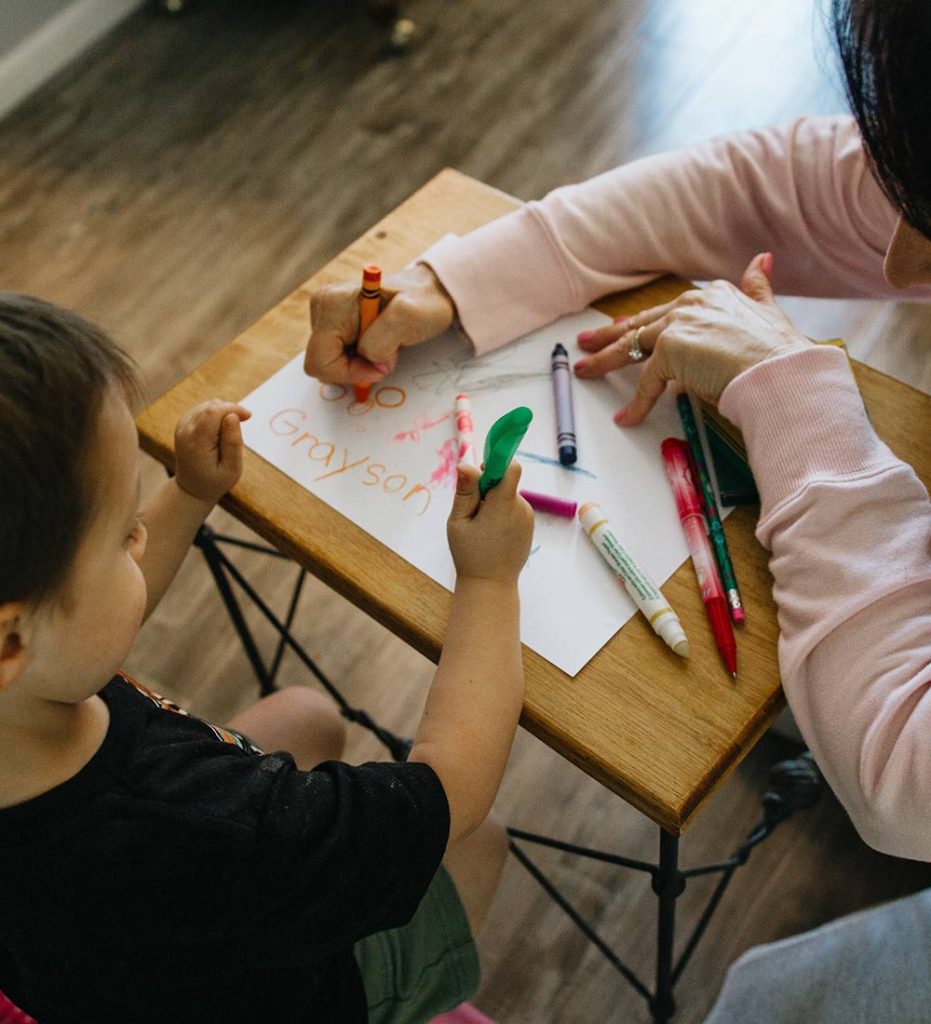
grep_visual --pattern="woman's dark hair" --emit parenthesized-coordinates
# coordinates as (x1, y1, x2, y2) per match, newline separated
(833, 0, 931, 238)
(0, 293, 137, 605)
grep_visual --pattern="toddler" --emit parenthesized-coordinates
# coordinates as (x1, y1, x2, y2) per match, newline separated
(0, 293, 533, 1024)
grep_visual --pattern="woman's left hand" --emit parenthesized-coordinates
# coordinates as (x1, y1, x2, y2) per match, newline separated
(573, 253, 813, 425)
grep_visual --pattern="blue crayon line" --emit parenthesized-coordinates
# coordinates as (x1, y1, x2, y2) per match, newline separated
(516, 450, 597, 479)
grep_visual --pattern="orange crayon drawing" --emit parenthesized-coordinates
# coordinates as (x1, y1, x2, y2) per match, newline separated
(319, 383, 406, 413)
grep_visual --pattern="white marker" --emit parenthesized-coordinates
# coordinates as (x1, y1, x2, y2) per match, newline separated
(455, 393, 476, 466)
(579, 502, 689, 659)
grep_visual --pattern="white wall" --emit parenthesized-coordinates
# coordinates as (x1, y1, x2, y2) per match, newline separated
(0, 0, 145, 121)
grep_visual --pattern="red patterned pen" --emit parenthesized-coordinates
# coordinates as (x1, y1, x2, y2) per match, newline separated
(661, 438, 738, 680)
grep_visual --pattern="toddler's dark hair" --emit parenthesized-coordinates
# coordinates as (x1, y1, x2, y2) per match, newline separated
(0, 293, 138, 605)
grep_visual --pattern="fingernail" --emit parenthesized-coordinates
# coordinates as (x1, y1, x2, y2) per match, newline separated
(613, 408, 628, 425)
(760, 252, 774, 276)
(577, 330, 595, 343)
(574, 357, 589, 371)
(372, 362, 391, 374)
(613, 316, 629, 325)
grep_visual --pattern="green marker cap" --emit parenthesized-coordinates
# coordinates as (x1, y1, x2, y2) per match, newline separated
(478, 406, 533, 498)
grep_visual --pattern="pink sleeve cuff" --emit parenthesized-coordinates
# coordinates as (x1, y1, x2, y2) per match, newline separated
(418, 209, 581, 356)
(719, 346, 896, 521)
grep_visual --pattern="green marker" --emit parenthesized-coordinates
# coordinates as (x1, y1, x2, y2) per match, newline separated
(478, 407, 533, 498)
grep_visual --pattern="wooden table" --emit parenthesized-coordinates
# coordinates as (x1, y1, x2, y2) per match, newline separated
(137, 168, 931, 836)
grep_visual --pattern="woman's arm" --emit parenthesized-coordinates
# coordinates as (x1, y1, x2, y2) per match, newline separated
(720, 346, 931, 861)
(424, 115, 929, 355)
(305, 115, 929, 384)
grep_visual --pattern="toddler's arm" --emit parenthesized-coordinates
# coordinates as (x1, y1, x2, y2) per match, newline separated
(138, 400, 250, 619)
(408, 464, 534, 847)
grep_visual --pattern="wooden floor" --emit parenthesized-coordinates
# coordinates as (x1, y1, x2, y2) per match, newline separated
(2, 1, 930, 1020)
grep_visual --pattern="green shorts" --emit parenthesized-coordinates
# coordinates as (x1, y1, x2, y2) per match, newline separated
(355, 866, 481, 1024)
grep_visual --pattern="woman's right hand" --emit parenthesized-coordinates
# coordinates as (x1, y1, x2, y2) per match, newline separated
(446, 463, 534, 585)
(303, 264, 456, 385)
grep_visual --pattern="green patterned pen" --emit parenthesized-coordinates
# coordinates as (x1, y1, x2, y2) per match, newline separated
(676, 392, 745, 624)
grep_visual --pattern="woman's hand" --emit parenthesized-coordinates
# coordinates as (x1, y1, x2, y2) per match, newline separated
(573, 253, 813, 425)
(303, 264, 456, 385)
(174, 400, 252, 503)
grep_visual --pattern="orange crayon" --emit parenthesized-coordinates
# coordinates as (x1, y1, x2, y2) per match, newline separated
(353, 264, 382, 403)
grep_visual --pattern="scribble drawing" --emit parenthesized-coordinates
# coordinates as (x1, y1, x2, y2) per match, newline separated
(411, 344, 549, 397)
(413, 363, 550, 397)
(393, 410, 452, 443)
(411, 356, 472, 395)
(429, 438, 460, 489)
(516, 450, 598, 479)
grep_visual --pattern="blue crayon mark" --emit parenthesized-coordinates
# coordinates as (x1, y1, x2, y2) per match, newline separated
(516, 450, 597, 479)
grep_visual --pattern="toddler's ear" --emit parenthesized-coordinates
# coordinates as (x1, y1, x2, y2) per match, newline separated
(0, 603, 30, 691)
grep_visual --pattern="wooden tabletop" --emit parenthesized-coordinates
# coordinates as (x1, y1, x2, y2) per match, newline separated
(137, 168, 931, 835)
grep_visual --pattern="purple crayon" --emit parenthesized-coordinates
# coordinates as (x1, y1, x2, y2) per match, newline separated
(519, 490, 578, 519)
(551, 342, 577, 465)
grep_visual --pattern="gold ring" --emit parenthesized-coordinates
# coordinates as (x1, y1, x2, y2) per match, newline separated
(629, 326, 645, 362)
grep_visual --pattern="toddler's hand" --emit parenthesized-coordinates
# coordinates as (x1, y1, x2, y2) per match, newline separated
(447, 463, 534, 585)
(174, 400, 252, 503)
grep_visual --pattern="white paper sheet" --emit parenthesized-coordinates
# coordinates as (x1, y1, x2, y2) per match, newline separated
(241, 309, 691, 675)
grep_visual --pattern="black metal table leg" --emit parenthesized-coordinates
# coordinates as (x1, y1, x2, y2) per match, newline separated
(507, 751, 822, 1021)
(196, 525, 274, 695)
(651, 830, 684, 1023)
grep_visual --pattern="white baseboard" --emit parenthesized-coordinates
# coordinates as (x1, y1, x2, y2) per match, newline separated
(0, 0, 146, 122)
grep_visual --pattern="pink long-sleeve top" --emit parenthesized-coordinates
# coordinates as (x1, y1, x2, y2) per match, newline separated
(424, 115, 931, 861)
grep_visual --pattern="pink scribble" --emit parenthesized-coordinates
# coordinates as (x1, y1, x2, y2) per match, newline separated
(393, 410, 451, 443)
(430, 438, 460, 488)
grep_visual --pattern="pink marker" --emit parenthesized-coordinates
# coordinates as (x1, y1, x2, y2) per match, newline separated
(519, 490, 578, 518)
(455, 393, 476, 466)
(662, 438, 738, 679)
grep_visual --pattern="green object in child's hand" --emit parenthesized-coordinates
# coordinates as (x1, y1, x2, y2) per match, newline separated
(478, 407, 533, 498)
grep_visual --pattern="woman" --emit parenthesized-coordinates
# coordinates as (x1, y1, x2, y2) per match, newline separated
(305, 1, 931, 1019)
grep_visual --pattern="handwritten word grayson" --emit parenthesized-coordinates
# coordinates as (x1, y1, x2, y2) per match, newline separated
(269, 408, 433, 516)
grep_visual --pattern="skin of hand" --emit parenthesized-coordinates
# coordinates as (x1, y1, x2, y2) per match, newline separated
(173, 400, 252, 503)
(136, 400, 251, 619)
(446, 463, 535, 584)
(573, 253, 814, 425)
(303, 264, 456, 385)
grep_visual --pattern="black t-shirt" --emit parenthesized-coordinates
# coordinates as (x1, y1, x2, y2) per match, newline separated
(0, 675, 449, 1024)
